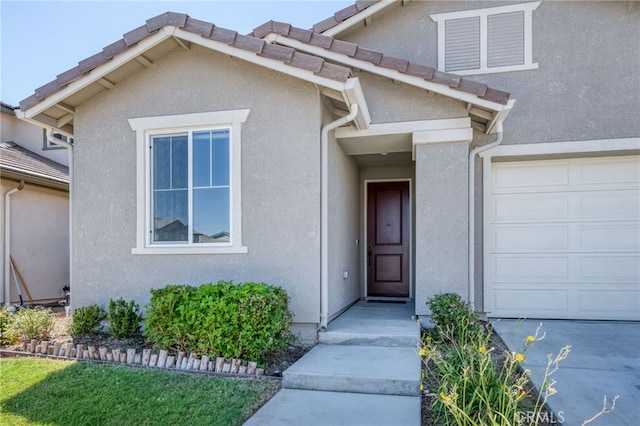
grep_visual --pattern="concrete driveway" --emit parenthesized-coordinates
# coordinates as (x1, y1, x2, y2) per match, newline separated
(492, 319, 640, 426)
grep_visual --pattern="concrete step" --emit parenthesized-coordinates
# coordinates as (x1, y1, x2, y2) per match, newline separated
(243, 388, 421, 426)
(282, 344, 421, 396)
(319, 319, 420, 347)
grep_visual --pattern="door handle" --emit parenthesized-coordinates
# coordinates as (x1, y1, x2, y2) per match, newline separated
(368, 245, 372, 266)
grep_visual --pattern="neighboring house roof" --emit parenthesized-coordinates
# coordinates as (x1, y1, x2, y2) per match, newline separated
(1, 101, 17, 115)
(0, 141, 69, 190)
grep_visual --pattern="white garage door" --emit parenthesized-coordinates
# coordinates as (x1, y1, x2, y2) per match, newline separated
(486, 155, 640, 320)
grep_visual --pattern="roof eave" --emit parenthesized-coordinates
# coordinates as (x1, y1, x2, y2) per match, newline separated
(17, 24, 366, 135)
(0, 168, 69, 191)
(316, 0, 400, 37)
(270, 33, 512, 114)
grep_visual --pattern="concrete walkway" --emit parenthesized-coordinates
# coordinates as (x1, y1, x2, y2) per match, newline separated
(493, 319, 640, 426)
(244, 300, 422, 426)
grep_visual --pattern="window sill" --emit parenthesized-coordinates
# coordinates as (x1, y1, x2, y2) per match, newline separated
(132, 246, 248, 255)
(448, 63, 538, 76)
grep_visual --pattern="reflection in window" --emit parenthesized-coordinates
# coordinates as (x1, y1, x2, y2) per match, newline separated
(151, 129, 230, 244)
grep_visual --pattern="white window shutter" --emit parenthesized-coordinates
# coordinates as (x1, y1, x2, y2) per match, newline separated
(445, 16, 480, 72)
(487, 11, 525, 68)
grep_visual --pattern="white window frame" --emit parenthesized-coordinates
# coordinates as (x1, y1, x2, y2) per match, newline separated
(44, 130, 73, 149)
(128, 110, 250, 255)
(430, 2, 540, 75)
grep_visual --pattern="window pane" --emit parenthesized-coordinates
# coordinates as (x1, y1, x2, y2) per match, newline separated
(445, 16, 480, 71)
(172, 135, 188, 189)
(211, 129, 230, 186)
(153, 189, 188, 242)
(193, 187, 230, 243)
(193, 131, 211, 188)
(153, 137, 171, 190)
(488, 11, 524, 68)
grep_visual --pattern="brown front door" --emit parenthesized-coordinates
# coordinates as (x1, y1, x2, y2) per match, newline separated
(367, 181, 410, 297)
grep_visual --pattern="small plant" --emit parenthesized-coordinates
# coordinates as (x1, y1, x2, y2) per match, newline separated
(68, 304, 107, 337)
(427, 292, 484, 345)
(6, 306, 55, 341)
(107, 298, 143, 339)
(0, 306, 18, 345)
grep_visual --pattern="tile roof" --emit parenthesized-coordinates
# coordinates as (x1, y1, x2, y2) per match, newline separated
(20, 12, 353, 111)
(251, 21, 510, 105)
(311, 0, 378, 33)
(0, 141, 69, 187)
(19, 8, 509, 112)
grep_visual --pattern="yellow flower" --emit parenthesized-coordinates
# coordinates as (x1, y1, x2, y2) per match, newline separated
(478, 345, 486, 353)
(439, 392, 452, 403)
(526, 335, 536, 343)
(419, 347, 427, 357)
(420, 383, 424, 391)
(514, 353, 526, 363)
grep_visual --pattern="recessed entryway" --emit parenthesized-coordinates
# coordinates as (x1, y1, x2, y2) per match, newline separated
(366, 181, 411, 298)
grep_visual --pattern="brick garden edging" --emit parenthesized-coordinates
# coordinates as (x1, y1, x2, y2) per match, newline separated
(1, 339, 266, 377)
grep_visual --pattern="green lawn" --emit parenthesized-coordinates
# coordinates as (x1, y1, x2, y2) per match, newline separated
(0, 357, 280, 425)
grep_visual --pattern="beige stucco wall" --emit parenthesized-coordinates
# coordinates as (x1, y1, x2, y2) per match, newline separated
(343, 0, 640, 143)
(355, 72, 467, 123)
(72, 45, 323, 333)
(327, 120, 361, 319)
(1, 179, 69, 304)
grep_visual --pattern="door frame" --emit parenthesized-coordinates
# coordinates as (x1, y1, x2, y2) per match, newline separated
(363, 178, 413, 300)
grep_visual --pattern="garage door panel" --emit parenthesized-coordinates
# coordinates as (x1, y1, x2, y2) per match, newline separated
(493, 225, 569, 252)
(577, 157, 640, 187)
(493, 160, 569, 192)
(578, 190, 639, 220)
(493, 288, 568, 314)
(493, 193, 568, 222)
(487, 155, 640, 321)
(578, 224, 640, 251)
(579, 256, 640, 282)
(493, 256, 569, 281)
(578, 289, 640, 318)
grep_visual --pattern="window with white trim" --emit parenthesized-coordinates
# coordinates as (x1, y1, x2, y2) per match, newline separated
(430, 2, 540, 75)
(43, 130, 73, 149)
(129, 110, 250, 254)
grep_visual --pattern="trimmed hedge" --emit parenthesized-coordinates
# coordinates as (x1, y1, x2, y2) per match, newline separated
(143, 281, 292, 363)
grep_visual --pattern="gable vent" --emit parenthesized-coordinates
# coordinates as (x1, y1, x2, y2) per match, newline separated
(445, 16, 480, 72)
(487, 11, 525, 68)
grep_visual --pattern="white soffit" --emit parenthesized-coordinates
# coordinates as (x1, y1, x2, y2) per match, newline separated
(336, 117, 471, 156)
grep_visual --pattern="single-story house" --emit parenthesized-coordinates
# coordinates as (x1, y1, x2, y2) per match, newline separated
(1, 102, 70, 305)
(16, 1, 639, 340)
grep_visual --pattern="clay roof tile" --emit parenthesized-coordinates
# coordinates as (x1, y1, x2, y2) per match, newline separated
(288, 51, 324, 73)
(259, 43, 295, 62)
(233, 34, 265, 53)
(123, 24, 151, 47)
(310, 33, 334, 49)
(183, 17, 214, 37)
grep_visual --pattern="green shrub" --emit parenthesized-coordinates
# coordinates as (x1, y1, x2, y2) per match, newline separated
(0, 306, 18, 345)
(427, 292, 484, 345)
(143, 281, 292, 363)
(6, 306, 55, 341)
(108, 298, 143, 339)
(69, 304, 107, 337)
